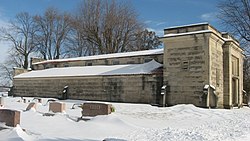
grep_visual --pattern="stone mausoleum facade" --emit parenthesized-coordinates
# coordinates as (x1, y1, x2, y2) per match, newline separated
(13, 23, 244, 108)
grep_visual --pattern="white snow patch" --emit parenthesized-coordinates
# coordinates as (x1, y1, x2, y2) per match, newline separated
(1, 97, 250, 141)
(0, 124, 34, 141)
(14, 60, 162, 78)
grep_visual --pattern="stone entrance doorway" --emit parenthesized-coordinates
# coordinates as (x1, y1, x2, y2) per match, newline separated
(232, 78, 239, 107)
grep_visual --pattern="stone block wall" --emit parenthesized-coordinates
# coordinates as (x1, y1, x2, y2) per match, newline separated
(13, 74, 163, 104)
(162, 23, 244, 108)
(163, 33, 210, 107)
(33, 54, 163, 70)
(209, 34, 224, 108)
(223, 36, 244, 108)
(13, 68, 29, 76)
(223, 44, 231, 108)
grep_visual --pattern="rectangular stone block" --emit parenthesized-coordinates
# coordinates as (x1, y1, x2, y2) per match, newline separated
(0, 109, 20, 127)
(82, 103, 112, 117)
(49, 102, 66, 113)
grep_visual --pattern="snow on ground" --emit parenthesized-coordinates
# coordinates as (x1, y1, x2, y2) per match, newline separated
(1, 95, 250, 141)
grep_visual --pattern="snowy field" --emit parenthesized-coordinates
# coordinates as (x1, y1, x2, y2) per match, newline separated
(1, 95, 250, 141)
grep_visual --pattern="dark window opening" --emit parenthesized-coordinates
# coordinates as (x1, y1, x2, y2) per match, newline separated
(86, 62, 92, 66)
(182, 61, 189, 70)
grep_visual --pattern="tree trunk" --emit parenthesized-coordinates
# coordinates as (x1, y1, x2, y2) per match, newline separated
(23, 55, 29, 69)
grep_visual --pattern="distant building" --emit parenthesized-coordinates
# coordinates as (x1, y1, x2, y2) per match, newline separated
(14, 50, 164, 104)
(13, 23, 244, 108)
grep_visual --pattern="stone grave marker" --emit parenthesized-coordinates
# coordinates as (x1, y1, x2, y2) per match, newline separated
(26, 102, 36, 111)
(0, 109, 20, 127)
(81, 103, 112, 117)
(49, 102, 66, 113)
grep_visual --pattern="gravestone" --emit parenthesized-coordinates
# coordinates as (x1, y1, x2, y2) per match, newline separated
(0, 109, 20, 127)
(33, 98, 42, 103)
(37, 98, 42, 103)
(26, 102, 36, 111)
(49, 102, 66, 113)
(81, 103, 112, 117)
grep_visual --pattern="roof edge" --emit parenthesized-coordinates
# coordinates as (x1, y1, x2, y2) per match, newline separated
(33, 48, 164, 65)
(164, 22, 209, 30)
(162, 30, 213, 38)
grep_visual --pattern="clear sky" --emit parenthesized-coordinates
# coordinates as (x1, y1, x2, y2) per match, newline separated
(0, 0, 222, 63)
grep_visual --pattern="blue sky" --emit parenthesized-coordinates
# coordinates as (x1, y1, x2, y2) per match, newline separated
(0, 0, 222, 62)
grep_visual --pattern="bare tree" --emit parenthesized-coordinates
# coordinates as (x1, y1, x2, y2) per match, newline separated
(0, 49, 23, 86)
(0, 63, 14, 87)
(134, 29, 162, 51)
(34, 7, 72, 60)
(218, 0, 250, 96)
(64, 18, 91, 57)
(64, 33, 90, 57)
(0, 12, 37, 69)
(218, 0, 250, 52)
(74, 0, 144, 55)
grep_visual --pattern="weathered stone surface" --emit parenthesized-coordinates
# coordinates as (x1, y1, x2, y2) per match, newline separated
(0, 109, 20, 127)
(13, 74, 163, 105)
(162, 23, 244, 108)
(81, 103, 112, 117)
(13, 67, 28, 76)
(49, 102, 66, 113)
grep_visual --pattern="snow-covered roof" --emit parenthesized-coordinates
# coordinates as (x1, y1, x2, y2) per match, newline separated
(163, 30, 213, 38)
(33, 48, 164, 65)
(15, 60, 162, 78)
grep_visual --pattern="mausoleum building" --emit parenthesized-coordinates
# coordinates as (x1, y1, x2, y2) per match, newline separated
(13, 23, 244, 108)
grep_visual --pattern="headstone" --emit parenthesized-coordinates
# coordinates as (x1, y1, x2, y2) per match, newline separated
(26, 102, 36, 111)
(49, 102, 66, 113)
(37, 98, 42, 103)
(81, 103, 112, 117)
(33, 98, 42, 103)
(0, 109, 20, 127)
